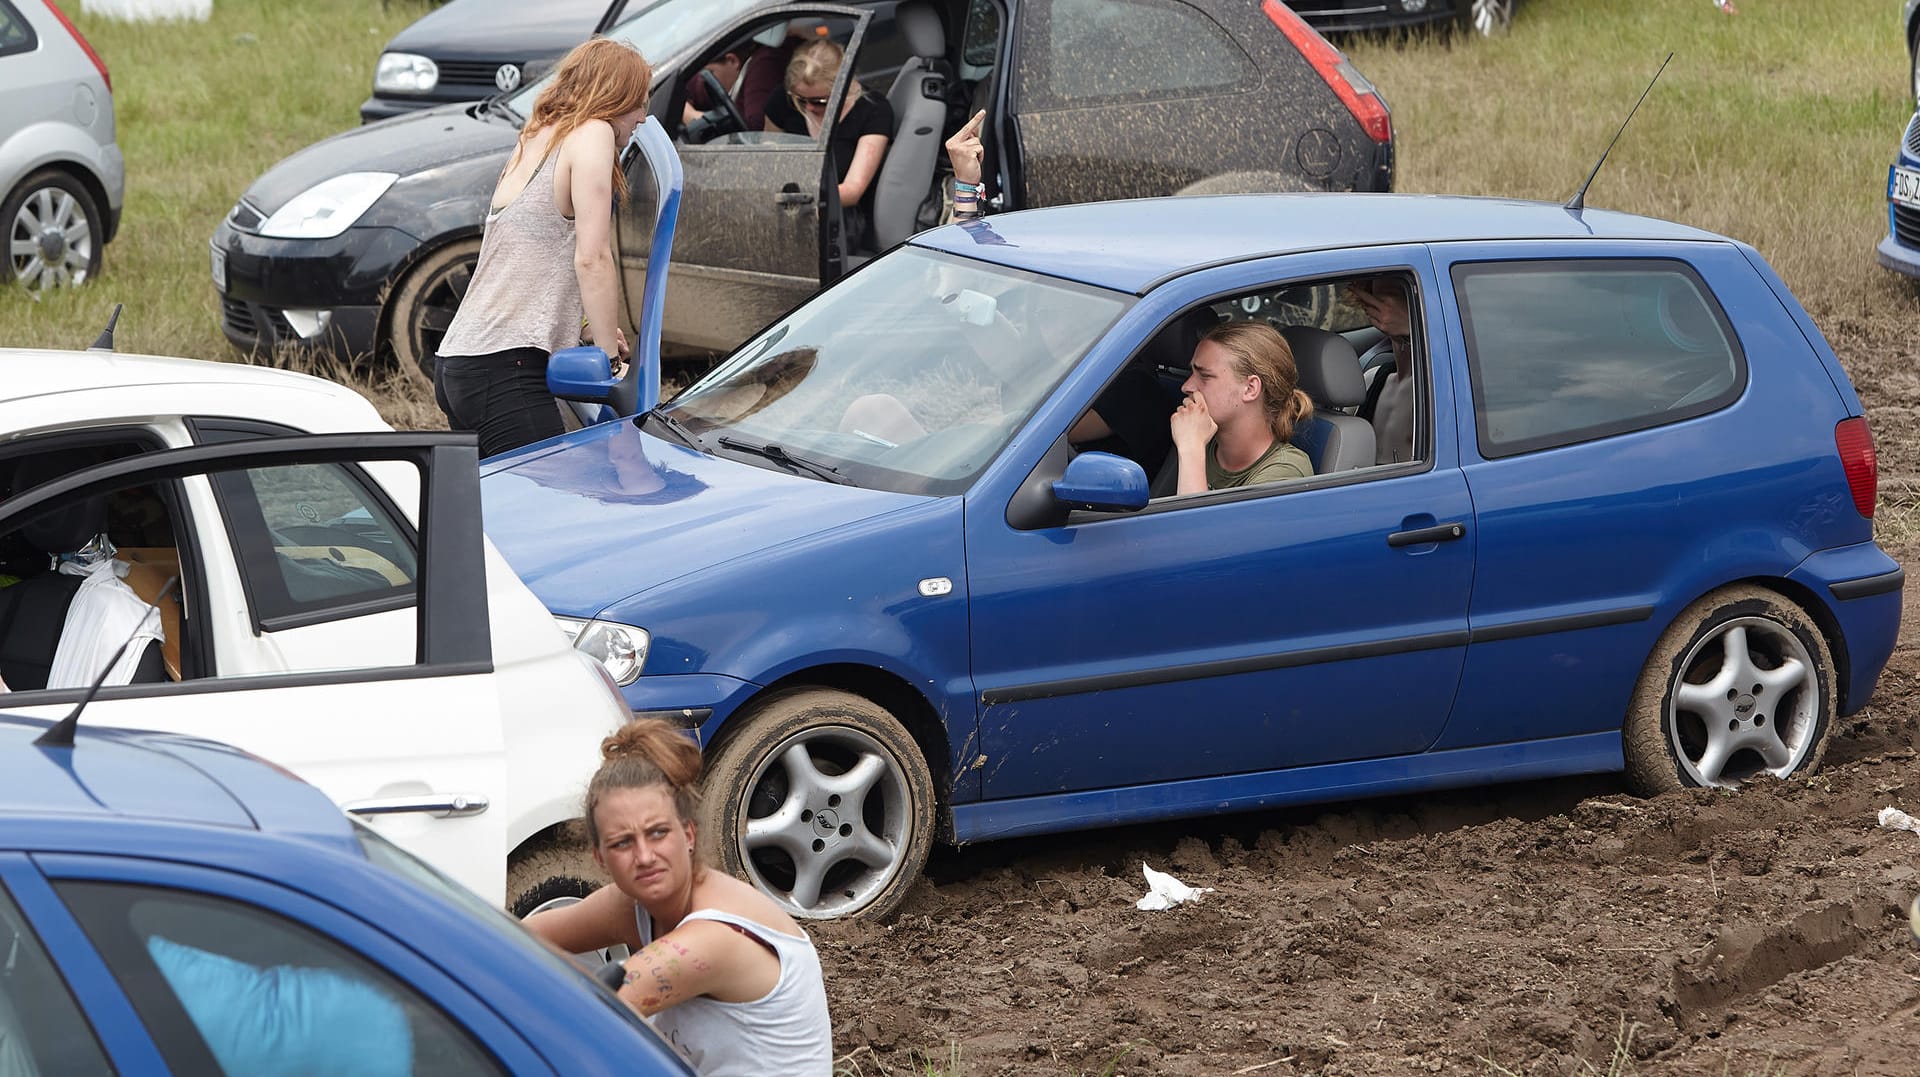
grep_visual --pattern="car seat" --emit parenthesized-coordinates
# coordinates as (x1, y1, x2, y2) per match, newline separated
(0, 455, 164, 691)
(871, 1, 949, 251)
(115, 547, 184, 680)
(1280, 325, 1375, 473)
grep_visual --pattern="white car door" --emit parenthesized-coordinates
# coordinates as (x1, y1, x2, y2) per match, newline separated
(0, 433, 515, 903)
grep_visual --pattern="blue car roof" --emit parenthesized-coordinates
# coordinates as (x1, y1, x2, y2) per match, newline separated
(911, 193, 1731, 294)
(0, 716, 357, 852)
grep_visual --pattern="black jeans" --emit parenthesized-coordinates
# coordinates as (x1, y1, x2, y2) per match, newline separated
(434, 348, 564, 459)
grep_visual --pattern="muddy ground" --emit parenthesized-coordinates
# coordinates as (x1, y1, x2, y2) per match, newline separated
(811, 319, 1920, 1076)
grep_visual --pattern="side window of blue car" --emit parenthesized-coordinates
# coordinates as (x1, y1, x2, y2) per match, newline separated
(56, 882, 507, 1076)
(1453, 259, 1747, 459)
(0, 882, 112, 1076)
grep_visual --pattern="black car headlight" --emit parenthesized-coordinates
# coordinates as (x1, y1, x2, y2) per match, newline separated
(259, 173, 398, 239)
(375, 52, 439, 94)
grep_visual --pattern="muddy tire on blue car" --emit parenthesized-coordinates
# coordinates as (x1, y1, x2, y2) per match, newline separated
(1624, 584, 1836, 794)
(701, 688, 935, 921)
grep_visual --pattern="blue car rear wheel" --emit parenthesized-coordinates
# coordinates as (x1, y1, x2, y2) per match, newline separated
(1625, 585, 1835, 793)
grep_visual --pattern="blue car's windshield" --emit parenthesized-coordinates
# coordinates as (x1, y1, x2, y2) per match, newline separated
(665, 247, 1134, 496)
(507, 0, 766, 115)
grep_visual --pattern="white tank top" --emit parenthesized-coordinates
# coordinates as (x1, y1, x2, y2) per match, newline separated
(636, 907, 833, 1076)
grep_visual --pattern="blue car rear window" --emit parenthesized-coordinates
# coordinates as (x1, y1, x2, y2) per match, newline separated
(1454, 258, 1745, 459)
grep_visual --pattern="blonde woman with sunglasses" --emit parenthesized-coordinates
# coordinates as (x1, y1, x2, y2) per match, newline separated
(763, 38, 893, 253)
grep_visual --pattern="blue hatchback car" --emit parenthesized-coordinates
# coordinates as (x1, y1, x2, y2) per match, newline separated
(0, 714, 690, 1075)
(483, 191, 1903, 922)
(1879, 109, 1920, 278)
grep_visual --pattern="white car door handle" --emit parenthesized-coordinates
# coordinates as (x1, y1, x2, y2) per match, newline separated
(344, 793, 490, 819)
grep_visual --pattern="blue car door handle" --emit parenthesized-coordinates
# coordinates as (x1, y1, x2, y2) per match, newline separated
(776, 184, 814, 207)
(1387, 521, 1468, 547)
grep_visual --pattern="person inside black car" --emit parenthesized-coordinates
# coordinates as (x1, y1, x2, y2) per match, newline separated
(763, 38, 893, 253)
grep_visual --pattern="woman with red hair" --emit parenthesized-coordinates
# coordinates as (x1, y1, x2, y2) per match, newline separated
(434, 37, 652, 457)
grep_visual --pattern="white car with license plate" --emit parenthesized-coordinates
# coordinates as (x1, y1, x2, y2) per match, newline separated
(0, 345, 618, 912)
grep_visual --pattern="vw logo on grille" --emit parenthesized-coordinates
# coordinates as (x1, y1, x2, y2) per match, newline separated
(494, 63, 522, 92)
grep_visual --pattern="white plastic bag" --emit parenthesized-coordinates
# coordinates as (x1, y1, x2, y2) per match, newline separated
(1877, 806, 1920, 835)
(1136, 863, 1214, 911)
(46, 560, 162, 690)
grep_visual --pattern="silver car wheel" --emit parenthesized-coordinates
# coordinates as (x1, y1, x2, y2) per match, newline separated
(1666, 615, 1818, 787)
(9, 183, 93, 288)
(738, 725, 914, 918)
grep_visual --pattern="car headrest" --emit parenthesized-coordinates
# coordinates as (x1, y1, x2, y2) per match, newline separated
(8, 452, 109, 555)
(1280, 326, 1366, 409)
(897, 1, 945, 59)
(1146, 306, 1222, 372)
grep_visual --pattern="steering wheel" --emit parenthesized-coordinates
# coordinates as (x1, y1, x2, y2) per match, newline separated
(685, 69, 749, 144)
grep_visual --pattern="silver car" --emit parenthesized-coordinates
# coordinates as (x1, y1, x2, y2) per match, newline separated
(1, 0, 123, 288)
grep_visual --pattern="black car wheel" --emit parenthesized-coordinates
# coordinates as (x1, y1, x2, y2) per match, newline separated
(1910, 35, 1919, 108)
(5, 169, 102, 289)
(1459, 0, 1515, 37)
(386, 238, 481, 389)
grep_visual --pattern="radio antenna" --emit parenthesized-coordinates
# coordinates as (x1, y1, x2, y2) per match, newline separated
(1565, 52, 1673, 214)
(34, 576, 177, 749)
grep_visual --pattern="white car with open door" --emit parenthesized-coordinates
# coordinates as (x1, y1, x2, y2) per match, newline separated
(0, 345, 627, 914)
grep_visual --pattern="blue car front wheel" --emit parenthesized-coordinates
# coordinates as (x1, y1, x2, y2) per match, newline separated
(702, 688, 936, 921)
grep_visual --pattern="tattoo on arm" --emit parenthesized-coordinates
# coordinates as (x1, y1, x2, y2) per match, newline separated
(617, 937, 714, 1016)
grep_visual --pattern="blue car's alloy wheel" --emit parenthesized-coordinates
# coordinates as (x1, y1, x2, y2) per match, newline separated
(1625, 585, 1834, 793)
(703, 688, 935, 920)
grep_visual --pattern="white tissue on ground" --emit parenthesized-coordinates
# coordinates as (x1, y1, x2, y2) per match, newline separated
(1878, 806, 1920, 834)
(1136, 863, 1214, 911)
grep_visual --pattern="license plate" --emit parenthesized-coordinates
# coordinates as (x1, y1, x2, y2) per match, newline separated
(1892, 165, 1920, 210)
(210, 244, 227, 291)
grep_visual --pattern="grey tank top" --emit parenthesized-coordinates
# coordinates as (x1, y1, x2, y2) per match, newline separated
(636, 906, 834, 1076)
(437, 152, 584, 359)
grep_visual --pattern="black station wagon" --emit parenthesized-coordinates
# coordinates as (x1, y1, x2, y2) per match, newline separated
(213, 0, 1394, 380)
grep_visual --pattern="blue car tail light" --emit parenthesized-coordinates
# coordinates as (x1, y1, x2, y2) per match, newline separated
(1835, 417, 1877, 519)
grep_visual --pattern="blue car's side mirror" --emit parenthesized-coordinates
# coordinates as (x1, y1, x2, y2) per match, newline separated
(547, 346, 616, 403)
(1051, 451, 1149, 513)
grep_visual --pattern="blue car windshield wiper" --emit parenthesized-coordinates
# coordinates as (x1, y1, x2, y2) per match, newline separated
(716, 436, 845, 484)
(643, 405, 705, 451)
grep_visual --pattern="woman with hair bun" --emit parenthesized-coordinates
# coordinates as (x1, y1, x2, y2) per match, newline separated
(524, 719, 832, 1074)
(1168, 320, 1316, 495)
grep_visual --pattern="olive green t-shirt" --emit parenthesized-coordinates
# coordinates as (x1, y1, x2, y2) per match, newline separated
(1206, 439, 1313, 490)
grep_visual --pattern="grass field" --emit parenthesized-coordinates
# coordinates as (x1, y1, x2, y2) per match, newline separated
(1, 0, 434, 361)
(1, 0, 1914, 378)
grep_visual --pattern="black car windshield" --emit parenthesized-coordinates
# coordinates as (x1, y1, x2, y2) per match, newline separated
(664, 247, 1133, 496)
(507, 0, 766, 115)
